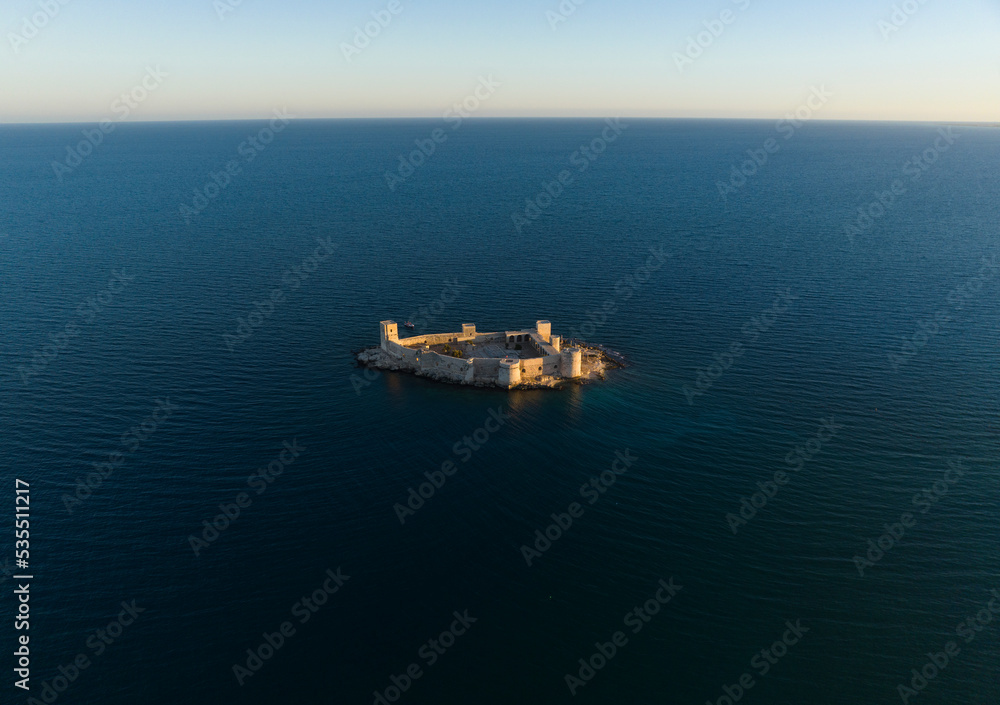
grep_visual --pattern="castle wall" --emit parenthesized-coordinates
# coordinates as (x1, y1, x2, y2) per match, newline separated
(417, 350, 474, 383)
(403, 333, 456, 346)
(472, 357, 502, 382)
(516, 355, 561, 380)
(385, 339, 418, 363)
(376, 321, 582, 387)
(520, 358, 543, 380)
(400, 331, 502, 348)
(473, 333, 505, 344)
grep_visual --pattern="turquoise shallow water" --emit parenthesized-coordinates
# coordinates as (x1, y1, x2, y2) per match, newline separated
(0, 119, 998, 704)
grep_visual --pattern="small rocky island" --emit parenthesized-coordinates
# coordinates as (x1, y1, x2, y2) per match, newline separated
(357, 320, 622, 389)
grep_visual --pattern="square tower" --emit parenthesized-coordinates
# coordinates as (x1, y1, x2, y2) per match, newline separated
(380, 320, 399, 350)
(535, 320, 551, 343)
(462, 323, 476, 337)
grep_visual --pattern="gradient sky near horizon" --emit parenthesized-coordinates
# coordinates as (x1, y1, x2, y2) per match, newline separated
(2, 0, 998, 123)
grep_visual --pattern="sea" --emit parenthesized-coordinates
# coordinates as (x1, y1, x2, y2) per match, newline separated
(1, 119, 998, 705)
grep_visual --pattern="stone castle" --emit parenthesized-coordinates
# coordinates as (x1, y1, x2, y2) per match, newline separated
(363, 320, 599, 389)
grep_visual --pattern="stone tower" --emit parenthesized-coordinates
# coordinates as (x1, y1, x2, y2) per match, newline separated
(560, 347, 582, 378)
(498, 358, 521, 388)
(379, 320, 398, 350)
(535, 320, 551, 343)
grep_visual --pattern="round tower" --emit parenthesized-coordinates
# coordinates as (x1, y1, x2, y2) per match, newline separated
(560, 347, 582, 379)
(498, 358, 521, 388)
(551, 335, 561, 352)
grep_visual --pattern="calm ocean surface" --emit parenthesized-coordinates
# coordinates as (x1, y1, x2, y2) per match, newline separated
(1, 119, 998, 704)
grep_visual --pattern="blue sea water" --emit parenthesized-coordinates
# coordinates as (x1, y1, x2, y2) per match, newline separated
(1, 119, 998, 705)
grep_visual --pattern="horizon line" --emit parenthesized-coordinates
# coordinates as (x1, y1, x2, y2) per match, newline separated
(3, 116, 999, 128)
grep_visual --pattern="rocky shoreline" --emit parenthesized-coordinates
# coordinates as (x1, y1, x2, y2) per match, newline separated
(355, 343, 625, 390)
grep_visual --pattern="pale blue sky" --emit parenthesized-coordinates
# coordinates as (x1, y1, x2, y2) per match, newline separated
(2, 0, 998, 122)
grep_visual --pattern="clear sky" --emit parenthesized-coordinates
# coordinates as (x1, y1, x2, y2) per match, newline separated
(2, 0, 998, 123)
